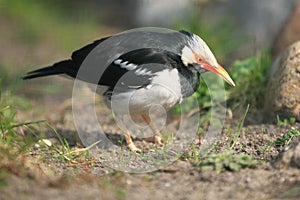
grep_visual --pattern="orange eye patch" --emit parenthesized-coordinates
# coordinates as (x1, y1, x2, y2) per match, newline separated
(193, 51, 205, 63)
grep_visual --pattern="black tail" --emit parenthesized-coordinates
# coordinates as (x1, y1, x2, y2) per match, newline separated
(23, 60, 73, 80)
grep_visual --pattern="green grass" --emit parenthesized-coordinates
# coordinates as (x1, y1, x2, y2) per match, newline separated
(262, 128, 300, 157)
(276, 115, 296, 127)
(199, 150, 258, 173)
(227, 51, 272, 111)
(274, 129, 300, 147)
(32, 121, 102, 167)
(195, 51, 271, 121)
(228, 104, 249, 149)
(0, 81, 47, 183)
(181, 143, 201, 162)
(0, 80, 97, 175)
(0, 84, 40, 148)
(183, 104, 261, 173)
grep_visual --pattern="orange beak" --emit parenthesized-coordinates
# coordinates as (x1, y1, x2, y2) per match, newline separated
(201, 63, 235, 87)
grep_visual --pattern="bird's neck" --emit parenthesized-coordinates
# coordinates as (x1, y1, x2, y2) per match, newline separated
(177, 67, 200, 99)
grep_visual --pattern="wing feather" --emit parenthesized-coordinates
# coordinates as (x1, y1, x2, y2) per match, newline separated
(99, 48, 183, 93)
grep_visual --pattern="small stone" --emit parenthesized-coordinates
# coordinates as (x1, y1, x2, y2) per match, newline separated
(126, 179, 132, 185)
(164, 182, 171, 187)
(246, 176, 251, 183)
(38, 139, 53, 147)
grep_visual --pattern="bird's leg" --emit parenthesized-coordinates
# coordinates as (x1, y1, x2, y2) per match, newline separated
(124, 132, 141, 153)
(141, 114, 164, 146)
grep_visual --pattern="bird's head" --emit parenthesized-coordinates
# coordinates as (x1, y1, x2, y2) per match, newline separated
(180, 31, 235, 87)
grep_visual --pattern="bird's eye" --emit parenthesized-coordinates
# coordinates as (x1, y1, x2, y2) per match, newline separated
(197, 57, 202, 62)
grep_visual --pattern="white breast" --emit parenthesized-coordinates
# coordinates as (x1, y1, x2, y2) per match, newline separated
(110, 69, 183, 115)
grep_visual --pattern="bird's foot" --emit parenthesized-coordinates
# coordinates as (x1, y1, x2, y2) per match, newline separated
(127, 142, 142, 153)
(154, 135, 164, 146)
(124, 132, 142, 153)
(144, 134, 164, 146)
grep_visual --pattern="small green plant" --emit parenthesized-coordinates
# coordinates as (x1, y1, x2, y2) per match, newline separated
(276, 115, 296, 127)
(192, 104, 258, 173)
(274, 129, 300, 147)
(228, 51, 272, 111)
(228, 104, 250, 148)
(199, 150, 258, 173)
(0, 81, 46, 180)
(264, 128, 300, 154)
(181, 143, 201, 162)
(0, 81, 43, 149)
(45, 124, 99, 165)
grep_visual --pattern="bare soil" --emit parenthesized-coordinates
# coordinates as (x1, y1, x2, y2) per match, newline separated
(1, 82, 300, 200)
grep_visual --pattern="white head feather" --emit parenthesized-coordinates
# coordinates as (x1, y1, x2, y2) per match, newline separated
(181, 33, 218, 67)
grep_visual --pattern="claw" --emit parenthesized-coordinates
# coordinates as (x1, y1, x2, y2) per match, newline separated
(127, 143, 142, 153)
(124, 132, 141, 153)
(154, 135, 164, 146)
(144, 134, 164, 146)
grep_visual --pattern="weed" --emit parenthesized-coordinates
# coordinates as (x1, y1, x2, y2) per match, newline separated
(276, 115, 296, 127)
(0, 81, 46, 179)
(0, 81, 43, 149)
(228, 51, 272, 111)
(262, 128, 300, 156)
(274, 128, 300, 147)
(45, 123, 99, 165)
(181, 143, 201, 162)
(188, 104, 258, 173)
(199, 150, 258, 173)
(0, 79, 90, 169)
(196, 127, 205, 143)
(228, 104, 250, 148)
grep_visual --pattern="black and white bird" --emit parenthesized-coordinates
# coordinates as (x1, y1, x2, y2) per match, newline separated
(24, 29, 235, 152)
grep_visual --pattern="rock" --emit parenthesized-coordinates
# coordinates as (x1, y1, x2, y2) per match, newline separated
(273, 140, 300, 169)
(264, 41, 300, 122)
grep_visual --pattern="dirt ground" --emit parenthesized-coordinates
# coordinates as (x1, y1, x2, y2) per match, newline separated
(1, 81, 300, 200)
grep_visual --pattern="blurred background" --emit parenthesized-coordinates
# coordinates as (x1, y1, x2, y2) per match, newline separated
(0, 0, 300, 120)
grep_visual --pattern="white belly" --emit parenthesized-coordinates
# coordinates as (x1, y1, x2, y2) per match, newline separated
(110, 69, 183, 115)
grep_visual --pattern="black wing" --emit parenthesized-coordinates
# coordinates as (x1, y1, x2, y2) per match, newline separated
(23, 42, 185, 94)
(71, 36, 110, 65)
(99, 48, 183, 93)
